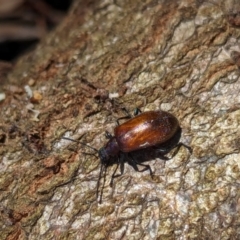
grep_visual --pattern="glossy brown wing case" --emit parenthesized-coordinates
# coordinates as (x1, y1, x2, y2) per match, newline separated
(114, 111, 179, 152)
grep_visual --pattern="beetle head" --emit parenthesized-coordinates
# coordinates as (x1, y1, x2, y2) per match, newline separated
(98, 137, 120, 165)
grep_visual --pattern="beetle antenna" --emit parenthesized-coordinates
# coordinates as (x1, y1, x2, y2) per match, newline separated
(62, 137, 98, 153)
(63, 136, 106, 203)
(96, 163, 105, 204)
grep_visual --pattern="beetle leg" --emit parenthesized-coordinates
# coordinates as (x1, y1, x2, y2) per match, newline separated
(116, 115, 132, 125)
(121, 107, 132, 116)
(171, 142, 192, 157)
(154, 142, 179, 154)
(110, 155, 125, 187)
(110, 163, 119, 187)
(117, 108, 142, 125)
(133, 108, 142, 116)
(154, 140, 181, 155)
(156, 142, 192, 159)
(96, 163, 105, 204)
(105, 131, 113, 139)
(128, 153, 153, 178)
(157, 153, 170, 160)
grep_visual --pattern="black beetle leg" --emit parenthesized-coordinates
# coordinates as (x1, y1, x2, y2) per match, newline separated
(117, 107, 136, 125)
(178, 142, 192, 154)
(128, 153, 153, 178)
(110, 155, 125, 187)
(96, 163, 105, 204)
(155, 142, 192, 160)
(117, 108, 142, 125)
(116, 115, 132, 126)
(133, 108, 142, 116)
(105, 131, 113, 139)
(170, 142, 192, 158)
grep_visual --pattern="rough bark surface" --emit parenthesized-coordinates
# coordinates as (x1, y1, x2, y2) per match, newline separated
(0, 0, 240, 239)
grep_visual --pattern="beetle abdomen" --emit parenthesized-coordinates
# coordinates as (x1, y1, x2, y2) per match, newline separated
(114, 111, 179, 152)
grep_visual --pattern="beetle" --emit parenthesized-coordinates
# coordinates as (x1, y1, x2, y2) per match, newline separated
(63, 109, 192, 202)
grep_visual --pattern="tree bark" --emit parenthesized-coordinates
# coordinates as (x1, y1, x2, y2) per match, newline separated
(1, 0, 240, 239)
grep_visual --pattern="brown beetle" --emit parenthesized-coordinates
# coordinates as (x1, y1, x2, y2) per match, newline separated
(63, 110, 191, 202)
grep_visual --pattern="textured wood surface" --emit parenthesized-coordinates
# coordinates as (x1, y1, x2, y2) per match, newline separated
(0, 0, 240, 239)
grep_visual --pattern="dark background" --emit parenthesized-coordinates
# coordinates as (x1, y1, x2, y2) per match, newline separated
(0, 0, 72, 61)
